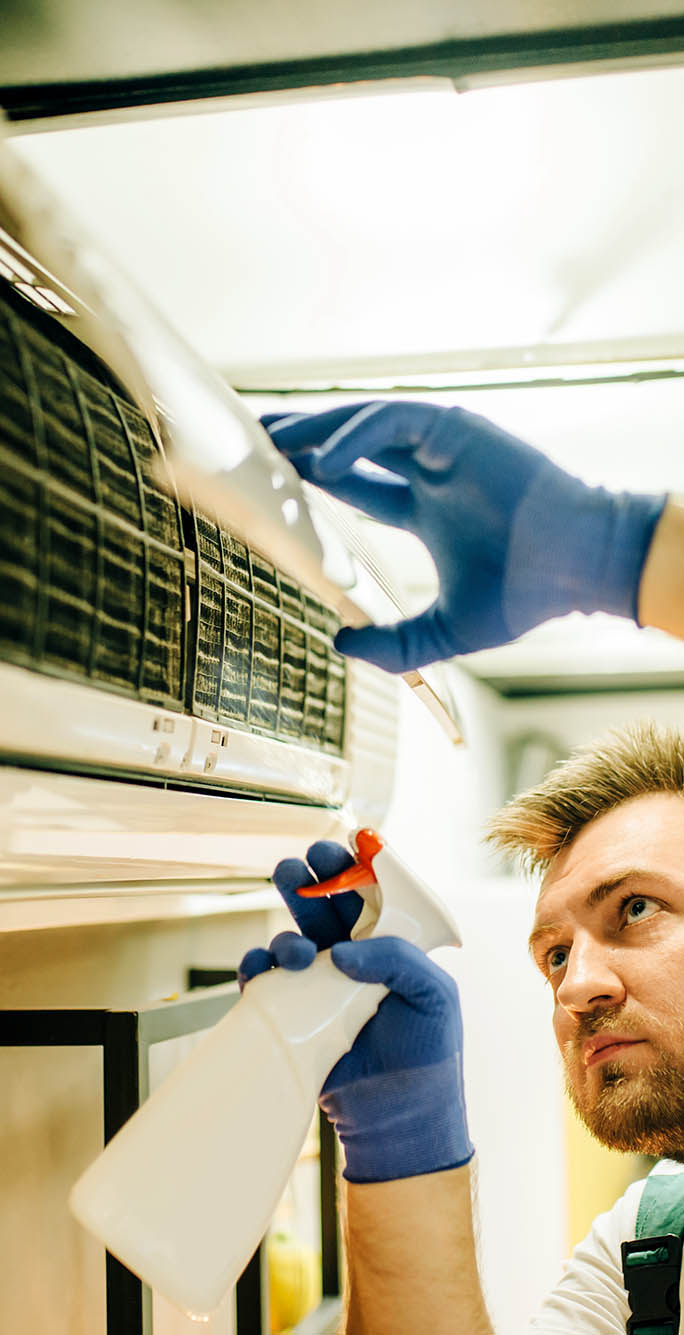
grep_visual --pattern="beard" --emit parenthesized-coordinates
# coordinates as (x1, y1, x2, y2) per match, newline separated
(564, 1016, 684, 1161)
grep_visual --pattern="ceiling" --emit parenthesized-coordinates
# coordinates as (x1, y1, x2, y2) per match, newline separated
(9, 67, 684, 380)
(3, 2, 684, 114)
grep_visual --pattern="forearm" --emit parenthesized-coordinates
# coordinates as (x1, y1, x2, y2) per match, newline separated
(638, 496, 684, 638)
(341, 1162, 494, 1335)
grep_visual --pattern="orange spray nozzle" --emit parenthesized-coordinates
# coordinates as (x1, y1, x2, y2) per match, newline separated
(296, 829, 384, 898)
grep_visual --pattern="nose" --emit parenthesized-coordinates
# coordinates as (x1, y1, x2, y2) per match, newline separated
(555, 933, 626, 1020)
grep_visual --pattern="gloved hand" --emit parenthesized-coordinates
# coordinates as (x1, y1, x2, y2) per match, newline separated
(239, 840, 473, 1183)
(262, 402, 666, 672)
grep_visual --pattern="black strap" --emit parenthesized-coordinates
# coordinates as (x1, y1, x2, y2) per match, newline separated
(621, 1232, 683, 1335)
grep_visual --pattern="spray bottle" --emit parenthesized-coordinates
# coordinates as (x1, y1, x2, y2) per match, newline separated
(69, 830, 461, 1317)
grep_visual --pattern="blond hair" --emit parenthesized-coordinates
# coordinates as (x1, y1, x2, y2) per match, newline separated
(487, 720, 684, 877)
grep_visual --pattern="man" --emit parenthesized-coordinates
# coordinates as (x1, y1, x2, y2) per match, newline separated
(240, 721, 684, 1333)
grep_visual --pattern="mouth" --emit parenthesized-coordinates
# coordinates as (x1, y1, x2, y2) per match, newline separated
(584, 1037, 647, 1068)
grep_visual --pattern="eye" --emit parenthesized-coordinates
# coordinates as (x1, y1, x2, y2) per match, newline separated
(621, 895, 659, 926)
(546, 946, 569, 976)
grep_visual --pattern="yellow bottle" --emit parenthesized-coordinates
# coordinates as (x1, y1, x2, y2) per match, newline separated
(268, 1230, 321, 1333)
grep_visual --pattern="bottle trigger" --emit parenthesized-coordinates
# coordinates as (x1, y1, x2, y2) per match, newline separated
(294, 828, 383, 898)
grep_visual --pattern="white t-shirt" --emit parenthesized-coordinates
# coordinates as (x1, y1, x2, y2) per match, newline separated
(530, 1161, 684, 1334)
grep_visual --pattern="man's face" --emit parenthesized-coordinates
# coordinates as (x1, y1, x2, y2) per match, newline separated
(530, 792, 684, 1158)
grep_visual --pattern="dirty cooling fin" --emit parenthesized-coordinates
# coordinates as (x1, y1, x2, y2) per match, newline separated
(0, 275, 346, 757)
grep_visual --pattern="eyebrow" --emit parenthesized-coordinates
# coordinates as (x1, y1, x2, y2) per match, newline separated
(527, 869, 663, 959)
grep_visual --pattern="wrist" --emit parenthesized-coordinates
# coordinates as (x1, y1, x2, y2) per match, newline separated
(344, 1162, 494, 1335)
(504, 467, 666, 633)
(589, 487, 667, 621)
(638, 495, 684, 636)
(321, 1057, 474, 1184)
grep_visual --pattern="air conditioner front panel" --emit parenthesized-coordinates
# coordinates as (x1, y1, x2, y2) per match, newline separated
(0, 274, 353, 797)
(0, 767, 350, 887)
(0, 662, 348, 806)
(0, 177, 407, 896)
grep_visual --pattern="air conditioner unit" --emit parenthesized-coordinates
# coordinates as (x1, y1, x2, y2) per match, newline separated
(0, 138, 461, 900)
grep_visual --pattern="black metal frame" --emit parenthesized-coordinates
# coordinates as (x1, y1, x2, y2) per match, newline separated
(4, 16, 684, 123)
(0, 970, 342, 1334)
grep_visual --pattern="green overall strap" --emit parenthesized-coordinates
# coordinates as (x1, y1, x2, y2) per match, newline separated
(621, 1173, 684, 1335)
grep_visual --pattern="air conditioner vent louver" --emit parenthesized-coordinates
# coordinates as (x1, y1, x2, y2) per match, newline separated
(192, 513, 345, 749)
(0, 278, 346, 755)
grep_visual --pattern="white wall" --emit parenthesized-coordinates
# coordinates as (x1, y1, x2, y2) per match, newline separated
(497, 686, 684, 764)
(438, 881, 566, 1334)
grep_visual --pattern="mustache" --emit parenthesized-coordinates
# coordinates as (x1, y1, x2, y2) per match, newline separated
(564, 1007, 644, 1059)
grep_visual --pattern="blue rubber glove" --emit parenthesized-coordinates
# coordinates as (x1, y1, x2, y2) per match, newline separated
(239, 840, 473, 1184)
(262, 402, 666, 672)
